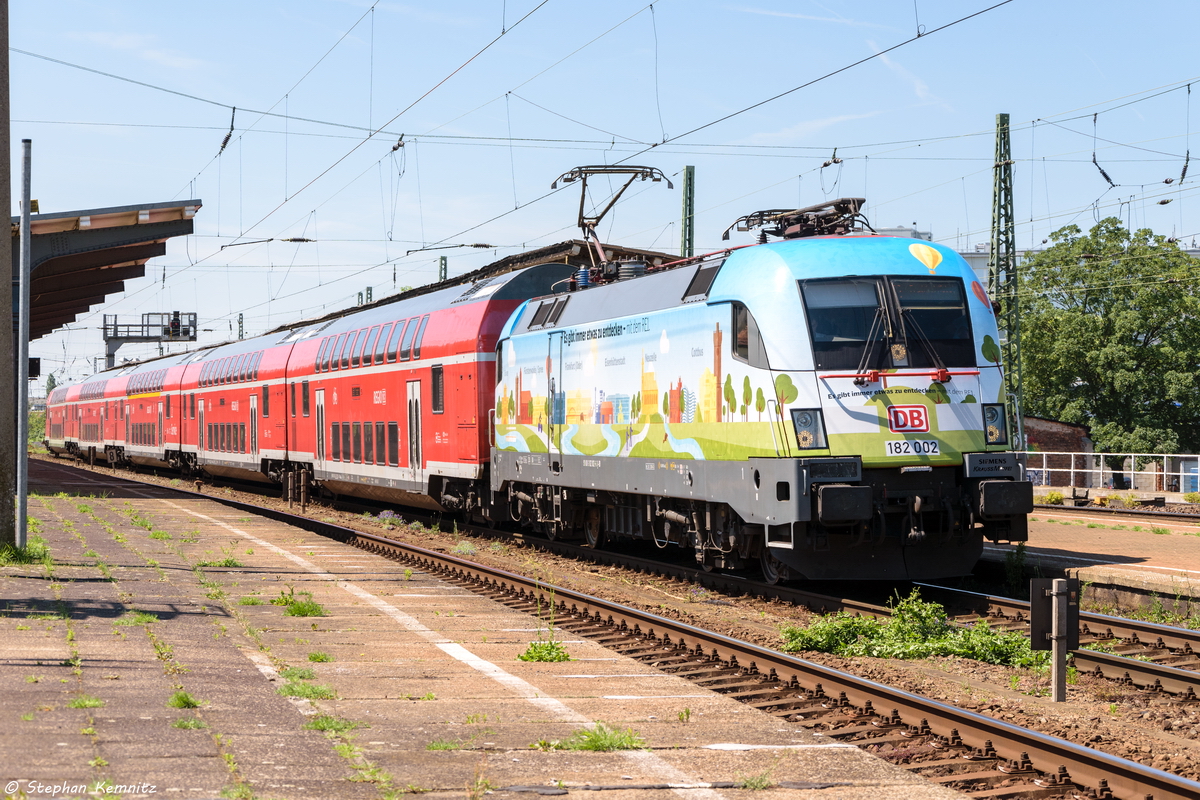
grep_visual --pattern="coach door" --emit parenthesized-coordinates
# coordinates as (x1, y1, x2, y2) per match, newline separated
(198, 400, 205, 452)
(314, 389, 326, 466)
(157, 403, 163, 451)
(249, 393, 258, 455)
(406, 380, 421, 482)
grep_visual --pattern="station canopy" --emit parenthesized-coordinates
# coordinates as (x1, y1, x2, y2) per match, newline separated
(11, 199, 201, 341)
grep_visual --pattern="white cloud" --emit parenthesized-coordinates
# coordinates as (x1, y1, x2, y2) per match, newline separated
(729, 5, 888, 29)
(745, 111, 882, 145)
(659, 330, 670, 354)
(868, 40, 950, 110)
(67, 32, 204, 70)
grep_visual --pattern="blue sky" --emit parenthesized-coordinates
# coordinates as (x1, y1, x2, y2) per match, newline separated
(13, 1, 1200, 385)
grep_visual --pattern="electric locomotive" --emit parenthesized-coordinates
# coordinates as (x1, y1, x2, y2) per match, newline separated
(492, 199, 1032, 581)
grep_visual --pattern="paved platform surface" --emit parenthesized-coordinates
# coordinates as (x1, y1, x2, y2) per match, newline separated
(1, 460, 959, 799)
(980, 507, 1200, 600)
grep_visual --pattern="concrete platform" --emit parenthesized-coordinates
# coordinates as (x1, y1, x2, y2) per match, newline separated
(1, 460, 960, 799)
(980, 506, 1200, 607)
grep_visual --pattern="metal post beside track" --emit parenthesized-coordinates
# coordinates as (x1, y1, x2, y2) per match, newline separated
(300, 469, 308, 512)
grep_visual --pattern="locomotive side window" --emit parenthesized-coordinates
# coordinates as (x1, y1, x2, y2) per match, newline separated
(412, 315, 430, 359)
(547, 298, 570, 325)
(386, 321, 407, 362)
(730, 303, 769, 368)
(400, 319, 419, 361)
(529, 302, 552, 328)
(373, 323, 392, 364)
(431, 366, 444, 414)
(890, 279, 974, 367)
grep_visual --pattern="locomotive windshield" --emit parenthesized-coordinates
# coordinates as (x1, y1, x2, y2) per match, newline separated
(799, 276, 973, 370)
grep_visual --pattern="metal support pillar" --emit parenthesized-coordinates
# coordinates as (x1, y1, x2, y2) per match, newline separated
(438, 256, 447, 282)
(987, 113, 1022, 447)
(0, 0, 14, 547)
(16, 138, 29, 547)
(680, 165, 695, 258)
(1050, 578, 1067, 702)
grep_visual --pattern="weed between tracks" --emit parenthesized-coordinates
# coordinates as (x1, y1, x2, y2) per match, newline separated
(781, 590, 1047, 669)
(530, 722, 647, 752)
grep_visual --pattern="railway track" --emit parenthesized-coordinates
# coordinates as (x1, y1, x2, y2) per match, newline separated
(42, 459, 1200, 799)
(46, 456, 1200, 704)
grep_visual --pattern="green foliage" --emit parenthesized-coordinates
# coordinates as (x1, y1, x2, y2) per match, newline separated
(67, 694, 105, 708)
(172, 716, 208, 729)
(304, 715, 363, 733)
(28, 410, 46, 448)
(1044, 490, 1064, 505)
(0, 534, 52, 567)
(1004, 542, 1027, 597)
(450, 541, 477, 556)
(981, 334, 1001, 364)
(780, 590, 1047, 669)
(114, 610, 158, 626)
(238, 596, 263, 606)
(167, 691, 202, 709)
(531, 722, 647, 752)
(1184, 492, 1200, 503)
(308, 651, 334, 662)
(280, 666, 315, 681)
(284, 599, 326, 617)
(1021, 219, 1200, 452)
(278, 681, 336, 699)
(518, 640, 571, 662)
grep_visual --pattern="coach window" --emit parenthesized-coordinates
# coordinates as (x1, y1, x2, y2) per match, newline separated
(165, 394, 172, 419)
(252, 352, 262, 380)
(330, 422, 341, 460)
(291, 383, 297, 417)
(375, 422, 386, 464)
(360, 326, 380, 366)
(387, 320, 407, 363)
(190, 394, 195, 419)
(221, 358, 233, 384)
(240, 354, 252, 382)
(316, 338, 331, 372)
(344, 330, 363, 369)
(302, 381, 311, 417)
(387, 421, 399, 466)
(412, 315, 430, 359)
(372, 323, 392, 364)
(319, 337, 334, 372)
(330, 333, 348, 371)
(262, 385, 270, 417)
(363, 421, 374, 464)
(399, 318, 419, 361)
(352, 422, 363, 463)
(341, 422, 352, 463)
(431, 366, 445, 414)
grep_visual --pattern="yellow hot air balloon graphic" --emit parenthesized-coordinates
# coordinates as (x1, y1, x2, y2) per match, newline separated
(909, 242, 942, 274)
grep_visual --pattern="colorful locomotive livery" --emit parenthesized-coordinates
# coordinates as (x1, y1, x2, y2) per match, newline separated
(46, 197, 1032, 583)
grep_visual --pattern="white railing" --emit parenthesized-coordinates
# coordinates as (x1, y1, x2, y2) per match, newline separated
(1024, 451, 1200, 494)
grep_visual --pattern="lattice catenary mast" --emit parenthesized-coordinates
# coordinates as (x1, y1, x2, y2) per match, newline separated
(987, 112, 1022, 446)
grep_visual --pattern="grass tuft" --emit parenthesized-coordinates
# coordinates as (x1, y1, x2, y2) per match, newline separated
(284, 599, 326, 617)
(303, 715, 364, 733)
(518, 640, 571, 662)
(114, 610, 158, 626)
(277, 681, 336, 700)
(238, 596, 263, 606)
(172, 716, 208, 729)
(307, 651, 334, 663)
(67, 694, 105, 709)
(166, 690, 202, 709)
(531, 722, 647, 752)
(279, 666, 316, 681)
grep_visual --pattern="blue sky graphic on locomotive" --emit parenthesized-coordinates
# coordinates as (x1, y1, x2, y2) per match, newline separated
(14, 1, 1200, 386)
(496, 236, 1005, 467)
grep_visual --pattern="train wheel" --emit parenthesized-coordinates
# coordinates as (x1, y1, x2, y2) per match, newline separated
(759, 550, 792, 585)
(583, 509, 606, 549)
(542, 520, 562, 541)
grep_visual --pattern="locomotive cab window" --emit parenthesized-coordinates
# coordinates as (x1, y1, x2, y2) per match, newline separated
(798, 276, 973, 370)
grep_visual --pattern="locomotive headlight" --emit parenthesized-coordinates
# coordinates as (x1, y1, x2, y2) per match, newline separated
(790, 408, 827, 450)
(982, 403, 1008, 445)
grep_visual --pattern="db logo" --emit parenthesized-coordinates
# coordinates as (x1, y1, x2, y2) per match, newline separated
(887, 405, 929, 433)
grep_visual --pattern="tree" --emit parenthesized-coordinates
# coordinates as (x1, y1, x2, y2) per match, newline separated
(742, 376, 752, 421)
(755, 387, 766, 420)
(1021, 218, 1200, 453)
(723, 375, 735, 420)
(45, 373, 57, 395)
